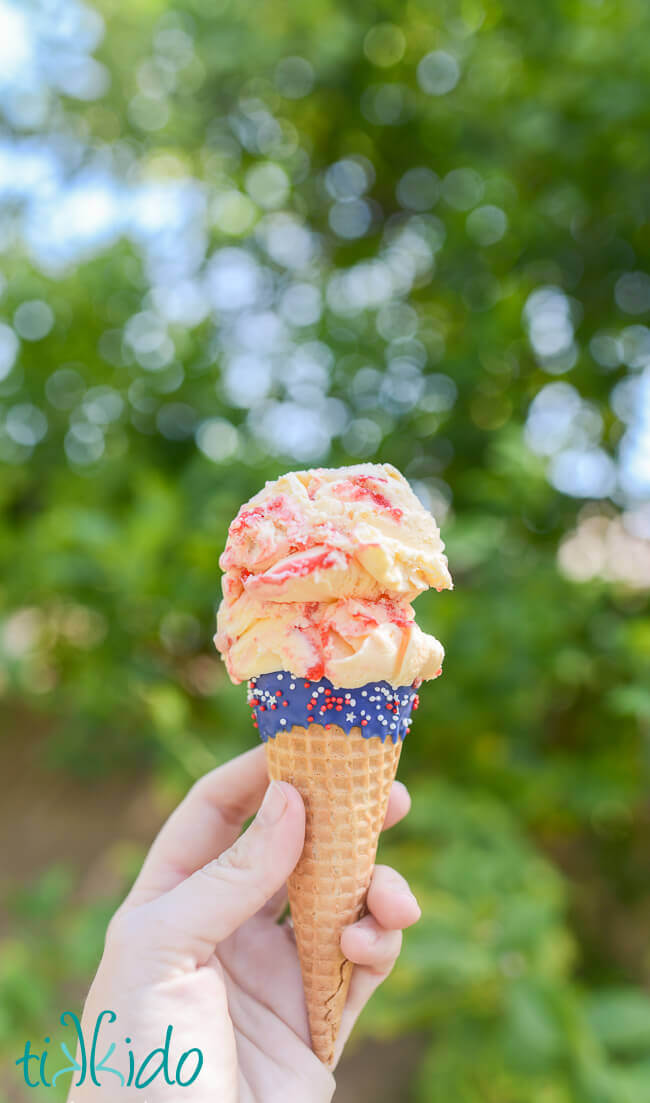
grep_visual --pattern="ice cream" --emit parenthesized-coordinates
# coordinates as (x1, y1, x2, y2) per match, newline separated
(215, 463, 452, 688)
(214, 461, 452, 1066)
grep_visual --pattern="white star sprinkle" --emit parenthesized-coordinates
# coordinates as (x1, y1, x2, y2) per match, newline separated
(346, 711, 355, 722)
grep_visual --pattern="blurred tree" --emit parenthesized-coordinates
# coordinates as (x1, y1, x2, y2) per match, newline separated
(1, 0, 649, 1098)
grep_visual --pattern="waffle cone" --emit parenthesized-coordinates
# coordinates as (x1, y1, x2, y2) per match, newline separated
(264, 723, 402, 1065)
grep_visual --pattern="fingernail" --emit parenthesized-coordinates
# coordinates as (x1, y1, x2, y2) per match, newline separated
(403, 891, 422, 919)
(393, 780, 411, 803)
(395, 882, 420, 912)
(389, 870, 415, 897)
(257, 781, 288, 827)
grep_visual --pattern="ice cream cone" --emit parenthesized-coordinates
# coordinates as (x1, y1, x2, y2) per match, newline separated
(214, 464, 452, 1064)
(265, 721, 402, 1066)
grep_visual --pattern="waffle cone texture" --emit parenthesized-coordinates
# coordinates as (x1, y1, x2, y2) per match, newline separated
(265, 723, 402, 1066)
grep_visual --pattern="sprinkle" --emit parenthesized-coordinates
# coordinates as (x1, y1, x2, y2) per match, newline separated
(277, 674, 284, 680)
(248, 673, 418, 745)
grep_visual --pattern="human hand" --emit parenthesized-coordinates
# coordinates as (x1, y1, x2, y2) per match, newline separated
(68, 745, 420, 1103)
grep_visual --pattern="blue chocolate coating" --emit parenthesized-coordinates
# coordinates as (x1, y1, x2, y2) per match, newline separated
(247, 672, 419, 744)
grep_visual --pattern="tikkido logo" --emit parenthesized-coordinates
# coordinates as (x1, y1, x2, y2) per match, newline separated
(16, 1010, 203, 1091)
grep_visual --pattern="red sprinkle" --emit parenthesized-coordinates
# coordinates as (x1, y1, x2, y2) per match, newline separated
(283, 701, 288, 706)
(336, 705, 342, 711)
(275, 690, 282, 696)
(271, 703, 277, 710)
(361, 719, 368, 726)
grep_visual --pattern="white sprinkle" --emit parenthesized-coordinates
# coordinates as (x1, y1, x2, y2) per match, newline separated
(277, 674, 283, 680)
(318, 687, 325, 694)
(361, 690, 367, 696)
(390, 723, 396, 729)
(280, 718, 287, 725)
(346, 711, 355, 722)
(290, 682, 296, 690)
(349, 698, 356, 706)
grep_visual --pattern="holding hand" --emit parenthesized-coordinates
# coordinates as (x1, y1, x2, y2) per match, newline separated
(69, 745, 420, 1103)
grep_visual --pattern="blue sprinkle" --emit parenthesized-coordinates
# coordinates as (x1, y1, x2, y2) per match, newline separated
(250, 672, 417, 745)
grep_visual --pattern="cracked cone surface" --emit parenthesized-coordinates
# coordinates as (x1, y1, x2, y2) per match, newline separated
(265, 722, 402, 1066)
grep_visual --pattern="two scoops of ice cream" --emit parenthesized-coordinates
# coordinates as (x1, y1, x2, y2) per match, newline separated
(215, 462, 451, 692)
(214, 462, 452, 1065)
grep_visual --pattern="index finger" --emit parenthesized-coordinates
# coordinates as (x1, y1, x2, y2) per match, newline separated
(126, 745, 270, 906)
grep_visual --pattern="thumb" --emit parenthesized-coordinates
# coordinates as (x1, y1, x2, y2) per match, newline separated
(145, 780, 305, 965)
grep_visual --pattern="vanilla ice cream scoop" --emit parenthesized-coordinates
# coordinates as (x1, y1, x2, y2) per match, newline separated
(214, 462, 452, 687)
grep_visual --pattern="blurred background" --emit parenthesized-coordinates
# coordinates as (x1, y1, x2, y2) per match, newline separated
(1, 0, 650, 1099)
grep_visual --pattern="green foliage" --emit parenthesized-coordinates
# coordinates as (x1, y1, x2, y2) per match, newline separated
(362, 780, 650, 1101)
(1, 0, 650, 1098)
